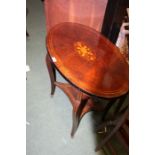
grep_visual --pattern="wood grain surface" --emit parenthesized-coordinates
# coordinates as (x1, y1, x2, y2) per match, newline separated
(46, 22, 129, 98)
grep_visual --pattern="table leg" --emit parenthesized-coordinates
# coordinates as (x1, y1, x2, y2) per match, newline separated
(26, 30, 29, 37)
(71, 92, 90, 137)
(26, 8, 29, 37)
(54, 82, 105, 137)
(46, 53, 56, 95)
(101, 98, 117, 121)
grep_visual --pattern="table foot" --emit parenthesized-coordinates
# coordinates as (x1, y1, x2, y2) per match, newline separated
(46, 53, 56, 95)
(71, 111, 80, 137)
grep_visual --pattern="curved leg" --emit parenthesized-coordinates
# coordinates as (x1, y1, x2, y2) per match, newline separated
(71, 95, 89, 137)
(54, 82, 94, 137)
(46, 53, 56, 95)
(71, 94, 106, 137)
(71, 110, 80, 137)
(54, 82, 110, 137)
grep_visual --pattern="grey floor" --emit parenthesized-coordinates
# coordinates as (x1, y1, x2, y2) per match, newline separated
(26, 1, 128, 155)
(26, 1, 105, 155)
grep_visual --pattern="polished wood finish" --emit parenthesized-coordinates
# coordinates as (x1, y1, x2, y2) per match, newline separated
(46, 22, 129, 138)
(54, 81, 105, 137)
(46, 22, 129, 98)
(46, 51, 103, 137)
(46, 54, 56, 95)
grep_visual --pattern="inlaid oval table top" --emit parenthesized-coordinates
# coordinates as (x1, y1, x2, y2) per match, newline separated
(46, 22, 129, 98)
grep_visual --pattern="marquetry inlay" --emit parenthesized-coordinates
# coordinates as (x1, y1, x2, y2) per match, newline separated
(74, 42, 96, 61)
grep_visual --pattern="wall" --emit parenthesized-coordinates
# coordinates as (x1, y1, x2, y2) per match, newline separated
(44, 0, 108, 32)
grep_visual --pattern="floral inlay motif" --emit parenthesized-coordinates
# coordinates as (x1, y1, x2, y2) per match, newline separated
(74, 42, 96, 61)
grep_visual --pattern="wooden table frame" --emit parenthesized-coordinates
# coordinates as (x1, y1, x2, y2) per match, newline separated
(46, 53, 113, 137)
(45, 22, 128, 138)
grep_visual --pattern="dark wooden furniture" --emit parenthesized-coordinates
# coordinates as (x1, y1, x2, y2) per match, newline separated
(46, 22, 129, 137)
(101, 0, 129, 44)
(26, 8, 29, 37)
(96, 94, 129, 153)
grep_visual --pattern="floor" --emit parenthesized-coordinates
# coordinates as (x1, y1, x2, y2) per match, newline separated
(26, 0, 128, 155)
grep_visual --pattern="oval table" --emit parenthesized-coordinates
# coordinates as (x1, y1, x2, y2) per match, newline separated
(46, 22, 129, 137)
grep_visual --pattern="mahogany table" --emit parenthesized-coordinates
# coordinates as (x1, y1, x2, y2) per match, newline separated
(46, 22, 129, 137)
